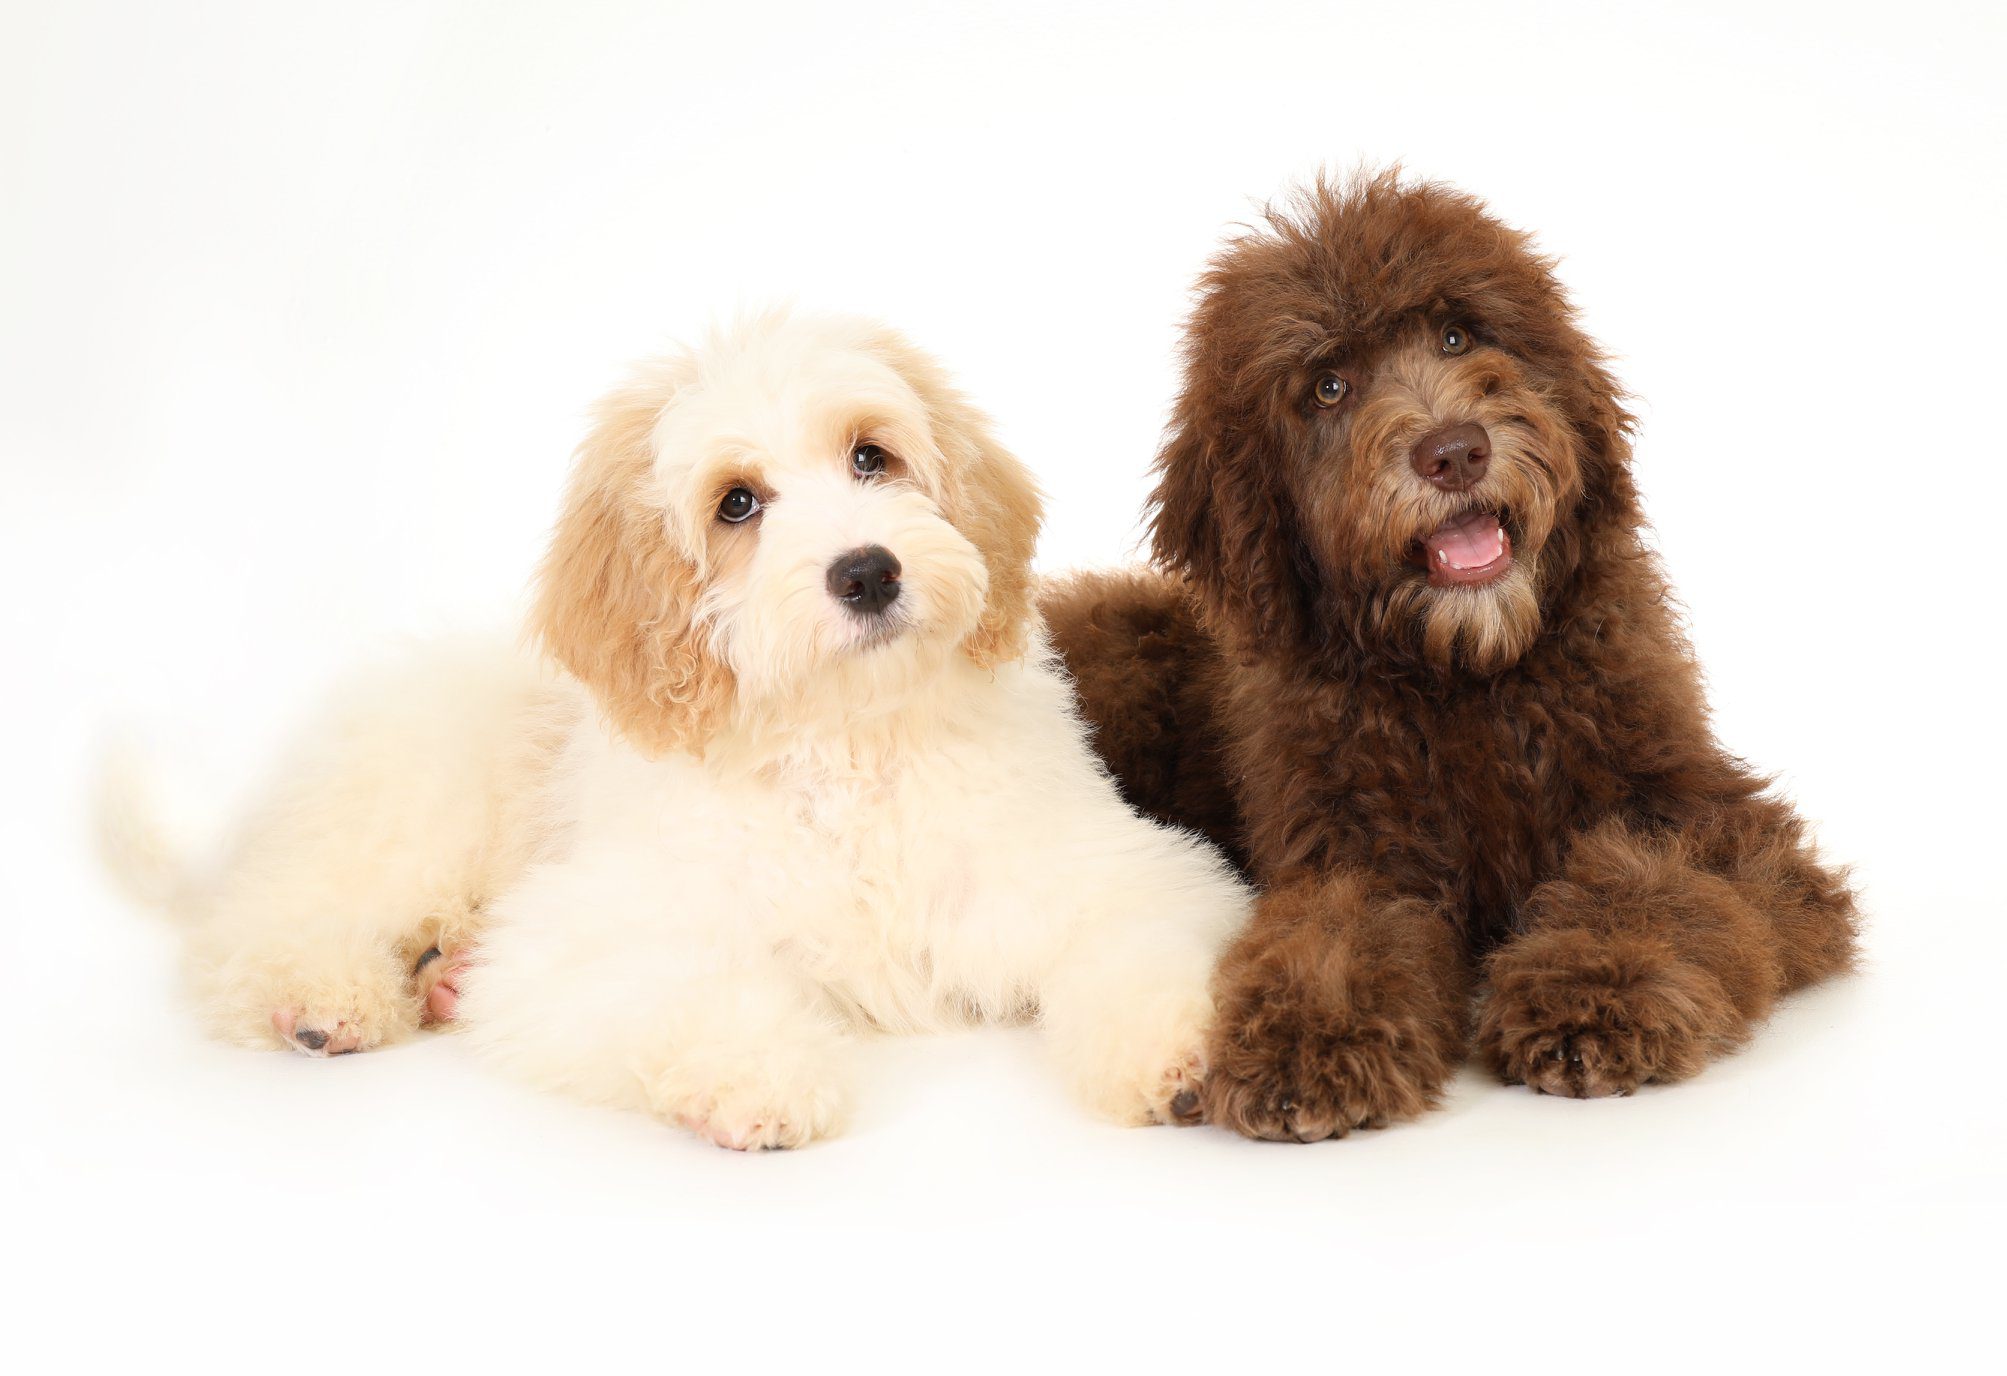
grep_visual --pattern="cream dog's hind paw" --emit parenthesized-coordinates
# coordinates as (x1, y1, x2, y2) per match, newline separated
(269, 1003, 380, 1057)
(206, 951, 419, 1056)
(413, 943, 475, 1025)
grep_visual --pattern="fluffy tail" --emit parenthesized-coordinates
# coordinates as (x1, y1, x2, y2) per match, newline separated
(94, 738, 202, 921)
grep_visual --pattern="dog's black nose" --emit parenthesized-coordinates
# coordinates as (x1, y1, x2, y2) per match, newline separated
(1410, 422, 1491, 491)
(825, 545, 902, 615)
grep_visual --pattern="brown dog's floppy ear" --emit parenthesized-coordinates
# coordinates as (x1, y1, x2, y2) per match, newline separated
(532, 366, 734, 756)
(1150, 398, 1317, 651)
(868, 329, 1044, 669)
(1147, 403, 1222, 597)
(1572, 355, 1641, 501)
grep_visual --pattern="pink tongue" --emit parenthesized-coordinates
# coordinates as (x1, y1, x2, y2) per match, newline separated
(1425, 510, 1504, 569)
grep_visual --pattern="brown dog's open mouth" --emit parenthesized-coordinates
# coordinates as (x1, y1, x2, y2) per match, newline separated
(1412, 509, 1513, 588)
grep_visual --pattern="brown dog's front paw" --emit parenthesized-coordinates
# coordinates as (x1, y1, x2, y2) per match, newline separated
(1198, 882, 1469, 1141)
(1480, 932, 1745, 1098)
(1201, 986, 1459, 1141)
(1200, 1037, 1424, 1142)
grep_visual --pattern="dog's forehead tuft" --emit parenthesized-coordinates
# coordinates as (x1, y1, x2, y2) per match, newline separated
(649, 318, 939, 483)
(1194, 174, 1586, 380)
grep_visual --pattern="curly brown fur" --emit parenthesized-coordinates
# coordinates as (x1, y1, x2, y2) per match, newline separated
(1075, 171, 1859, 1138)
(1204, 872, 1469, 1139)
(1041, 569, 1241, 863)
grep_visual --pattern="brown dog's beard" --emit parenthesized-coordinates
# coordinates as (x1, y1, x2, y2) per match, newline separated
(1396, 562, 1544, 674)
(1306, 346, 1584, 675)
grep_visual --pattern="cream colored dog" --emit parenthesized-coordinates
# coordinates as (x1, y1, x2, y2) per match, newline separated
(116, 312, 1250, 1148)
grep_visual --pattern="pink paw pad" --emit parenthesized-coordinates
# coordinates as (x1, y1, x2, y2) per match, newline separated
(415, 945, 472, 1025)
(270, 1007, 364, 1057)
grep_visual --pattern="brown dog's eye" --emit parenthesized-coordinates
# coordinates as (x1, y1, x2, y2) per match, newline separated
(717, 486, 761, 524)
(1313, 373, 1349, 408)
(1441, 323, 1473, 356)
(852, 444, 890, 478)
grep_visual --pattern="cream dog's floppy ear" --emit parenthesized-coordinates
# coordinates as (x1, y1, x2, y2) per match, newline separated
(867, 329, 1044, 669)
(532, 366, 734, 756)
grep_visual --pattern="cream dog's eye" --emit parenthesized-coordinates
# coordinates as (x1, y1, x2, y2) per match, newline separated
(852, 444, 890, 477)
(1313, 373, 1349, 408)
(1441, 322, 1472, 356)
(717, 486, 761, 523)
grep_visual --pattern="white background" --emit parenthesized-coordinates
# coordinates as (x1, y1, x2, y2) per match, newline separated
(4, 1, 2002, 1368)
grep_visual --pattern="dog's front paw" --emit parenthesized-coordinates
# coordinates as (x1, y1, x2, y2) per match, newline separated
(1201, 956, 1460, 1142)
(665, 1081, 844, 1152)
(1158, 1049, 1207, 1126)
(1201, 1021, 1445, 1142)
(1050, 994, 1215, 1127)
(1480, 931, 1744, 1098)
(647, 1045, 848, 1151)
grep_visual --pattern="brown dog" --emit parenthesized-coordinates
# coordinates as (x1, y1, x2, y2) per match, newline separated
(1044, 172, 1858, 1140)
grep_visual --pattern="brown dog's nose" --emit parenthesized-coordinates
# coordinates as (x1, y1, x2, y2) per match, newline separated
(1410, 423, 1491, 491)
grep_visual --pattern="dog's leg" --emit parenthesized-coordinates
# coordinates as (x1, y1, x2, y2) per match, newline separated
(1478, 804, 1857, 1097)
(459, 870, 854, 1151)
(192, 892, 501, 1055)
(189, 824, 532, 1059)
(1199, 871, 1472, 1141)
(1034, 829, 1251, 1127)
(639, 990, 853, 1152)
(481, 960, 851, 1152)
(174, 647, 560, 1055)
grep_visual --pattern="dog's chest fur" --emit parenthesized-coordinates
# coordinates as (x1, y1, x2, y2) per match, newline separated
(1391, 673, 1627, 938)
(754, 748, 983, 1031)
(1235, 641, 1640, 945)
